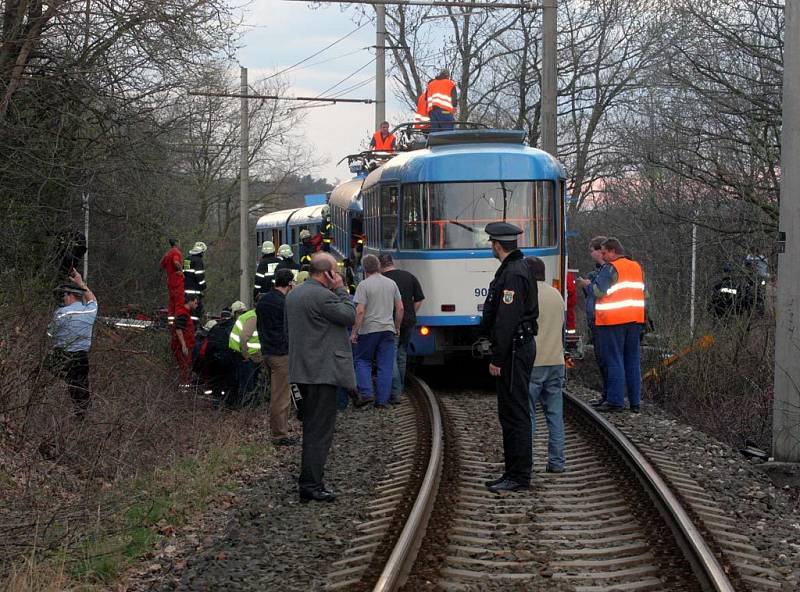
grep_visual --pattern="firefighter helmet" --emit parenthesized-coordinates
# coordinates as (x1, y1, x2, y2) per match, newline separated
(261, 240, 275, 255)
(299, 229, 311, 240)
(321, 204, 330, 217)
(278, 244, 293, 259)
(189, 241, 207, 255)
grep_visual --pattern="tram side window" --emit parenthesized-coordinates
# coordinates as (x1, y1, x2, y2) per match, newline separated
(401, 184, 425, 249)
(380, 186, 398, 249)
(534, 182, 556, 248)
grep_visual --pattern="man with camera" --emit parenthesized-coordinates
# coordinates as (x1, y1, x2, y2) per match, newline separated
(48, 269, 98, 418)
(285, 253, 356, 503)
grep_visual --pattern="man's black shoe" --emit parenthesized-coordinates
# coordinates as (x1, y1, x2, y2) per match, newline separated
(484, 475, 507, 488)
(272, 436, 299, 446)
(629, 406, 641, 414)
(299, 488, 336, 503)
(388, 397, 401, 405)
(487, 478, 529, 493)
(352, 394, 373, 408)
(595, 403, 624, 413)
(545, 465, 566, 474)
(590, 398, 606, 407)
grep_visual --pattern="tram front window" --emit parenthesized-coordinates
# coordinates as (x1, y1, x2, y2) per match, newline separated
(400, 181, 556, 249)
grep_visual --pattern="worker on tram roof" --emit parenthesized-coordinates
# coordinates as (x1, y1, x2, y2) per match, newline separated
(369, 121, 396, 152)
(425, 69, 457, 131)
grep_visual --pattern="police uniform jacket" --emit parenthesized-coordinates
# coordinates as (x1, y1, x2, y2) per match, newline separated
(481, 250, 538, 367)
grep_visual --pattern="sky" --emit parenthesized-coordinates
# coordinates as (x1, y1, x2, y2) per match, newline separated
(236, 1, 409, 184)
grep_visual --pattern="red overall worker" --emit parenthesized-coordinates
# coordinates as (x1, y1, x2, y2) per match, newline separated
(370, 121, 396, 152)
(160, 238, 184, 324)
(172, 294, 199, 385)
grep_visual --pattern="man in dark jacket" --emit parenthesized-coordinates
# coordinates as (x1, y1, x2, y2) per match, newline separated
(480, 222, 538, 493)
(183, 241, 207, 322)
(256, 269, 296, 446)
(285, 253, 356, 503)
(254, 240, 282, 301)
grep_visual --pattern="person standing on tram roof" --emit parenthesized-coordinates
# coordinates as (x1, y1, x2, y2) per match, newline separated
(370, 121, 396, 152)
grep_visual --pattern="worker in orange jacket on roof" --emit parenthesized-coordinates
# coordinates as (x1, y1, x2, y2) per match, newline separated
(370, 121, 396, 152)
(413, 92, 430, 130)
(425, 69, 457, 130)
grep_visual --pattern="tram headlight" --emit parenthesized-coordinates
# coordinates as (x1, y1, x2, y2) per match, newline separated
(419, 326, 430, 337)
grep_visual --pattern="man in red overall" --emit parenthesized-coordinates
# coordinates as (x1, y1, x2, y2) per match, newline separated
(160, 238, 184, 324)
(171, 295, 199, 384)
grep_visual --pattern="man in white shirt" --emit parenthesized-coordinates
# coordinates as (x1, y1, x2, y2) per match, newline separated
(525, 257, 566, 473)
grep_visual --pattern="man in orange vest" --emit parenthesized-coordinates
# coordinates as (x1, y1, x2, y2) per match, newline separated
(413, 92, 430, 130)
(591, 237, 646, 413)
(369, 121, 396, 152)
(425, 69, 457, 130)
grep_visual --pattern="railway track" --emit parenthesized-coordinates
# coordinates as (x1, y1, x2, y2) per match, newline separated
(326, 377, 780, 591)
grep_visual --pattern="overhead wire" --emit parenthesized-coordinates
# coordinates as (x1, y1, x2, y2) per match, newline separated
(261, 21, 369, 82)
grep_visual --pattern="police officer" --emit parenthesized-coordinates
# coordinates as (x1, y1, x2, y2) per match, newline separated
(254, 241, 281, 301)
(481, 222, 538, 493)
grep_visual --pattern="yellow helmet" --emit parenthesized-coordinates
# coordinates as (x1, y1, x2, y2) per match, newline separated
(261, 240, 275, 255)
(278, 244, 293, 258)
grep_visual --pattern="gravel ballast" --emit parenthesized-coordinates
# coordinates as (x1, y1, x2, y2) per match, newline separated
(127, 403, 406, 591)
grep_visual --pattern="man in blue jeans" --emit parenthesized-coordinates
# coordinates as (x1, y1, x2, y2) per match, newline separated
(351, 254, 404, 408)
(525, 257, 566, 473)
(380, 254, 425, 403)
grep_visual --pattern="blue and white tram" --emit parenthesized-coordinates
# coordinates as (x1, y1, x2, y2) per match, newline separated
(327, 178, 364, 262)
(359, 128, 567, 363)
(255, 204, 326, 261)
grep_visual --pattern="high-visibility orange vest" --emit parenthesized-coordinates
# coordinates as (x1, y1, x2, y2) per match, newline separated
(372, 132, 396, 151)
(426, 78, 456, 112)
(595, 257, 646, 326)
(414, 93, 430, 129)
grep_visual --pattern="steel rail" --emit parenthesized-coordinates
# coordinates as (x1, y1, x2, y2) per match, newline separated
(372, 375, 443, 592)
(564, 393, 736, 592)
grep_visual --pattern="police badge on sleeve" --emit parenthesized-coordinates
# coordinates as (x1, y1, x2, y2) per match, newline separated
(502, 290, 515, 304)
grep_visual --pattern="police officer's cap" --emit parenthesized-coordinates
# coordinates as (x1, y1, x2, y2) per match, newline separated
(54, 282, 86, 296)
(484, 222, 523, 242)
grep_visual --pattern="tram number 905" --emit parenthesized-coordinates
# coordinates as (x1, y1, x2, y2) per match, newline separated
(474, 288, 489, 298)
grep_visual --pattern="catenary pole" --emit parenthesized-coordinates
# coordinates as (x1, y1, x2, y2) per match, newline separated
(376, 4, 387, 128)
(773, 0, 800, 462)
(240, 66, 251, 308)
(541, 0, 557, 157)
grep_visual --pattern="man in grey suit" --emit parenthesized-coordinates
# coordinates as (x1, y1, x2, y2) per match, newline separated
(285, 252, 356, 503)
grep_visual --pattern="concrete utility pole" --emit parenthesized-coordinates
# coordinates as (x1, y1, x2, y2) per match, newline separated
(376, 4, 387, 128)
(773, 0, 800, 462)
(240, 66, 251, 308)
(541, 0, 557, 157)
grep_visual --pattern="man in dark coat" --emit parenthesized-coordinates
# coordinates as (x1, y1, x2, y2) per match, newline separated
(480, 222, 538, 493)
(285, 253, 356, 503)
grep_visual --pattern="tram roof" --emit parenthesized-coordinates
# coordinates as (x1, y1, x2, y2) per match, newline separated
(362, 140, 565, 190)
(328, 178, 364, 212)
(256, 204, 325, 230)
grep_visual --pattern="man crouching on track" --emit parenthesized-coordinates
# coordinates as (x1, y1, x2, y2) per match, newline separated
(481, 222, 539, 493)
(285, 252, 356, 503)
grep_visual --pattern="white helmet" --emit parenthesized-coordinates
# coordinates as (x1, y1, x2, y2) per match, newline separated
(261, 240, 275, 255)
(189, 241, 207, 255)
(321, 204, 330, 217)
(299, 229, 311, 240)
(278, 244, 293, 258)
